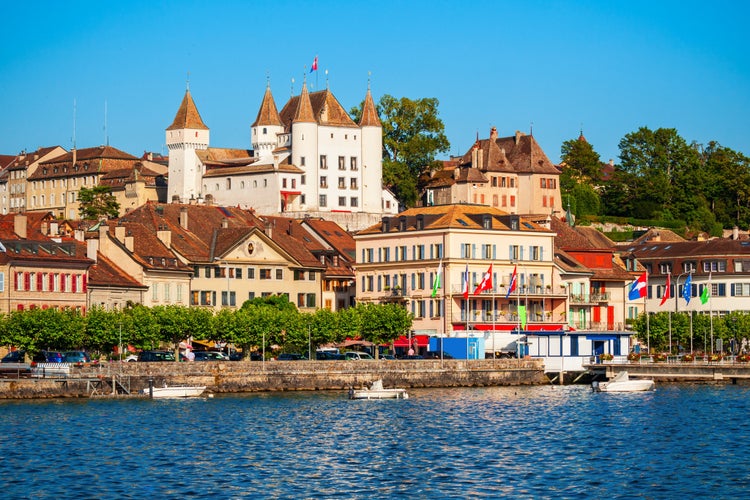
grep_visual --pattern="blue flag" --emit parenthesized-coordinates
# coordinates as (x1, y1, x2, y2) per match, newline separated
(683, 273, 692, 304)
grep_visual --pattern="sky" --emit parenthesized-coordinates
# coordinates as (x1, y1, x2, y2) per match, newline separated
(2, 0, 749, 165)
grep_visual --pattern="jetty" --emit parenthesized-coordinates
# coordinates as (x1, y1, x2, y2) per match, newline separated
(587, 358, 750, 383)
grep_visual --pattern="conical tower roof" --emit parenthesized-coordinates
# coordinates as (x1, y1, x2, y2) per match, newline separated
(359, 88, 381, 127)
(251, 84, 282, 127)
(292, 83, 316, 124)
(167, 89, 208, 131)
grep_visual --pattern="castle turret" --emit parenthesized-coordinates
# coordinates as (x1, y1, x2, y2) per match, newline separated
(166, 87, 209, 203)
(291, 82, 318, 210)
(359, 85, 383, 212)
(251, 83, 283, 159)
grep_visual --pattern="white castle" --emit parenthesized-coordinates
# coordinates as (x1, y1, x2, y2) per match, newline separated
(166, 81, 398, 229)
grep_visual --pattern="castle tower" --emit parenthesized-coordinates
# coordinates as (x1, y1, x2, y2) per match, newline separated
(166, 87, 209, 203)
(291, 82, 319, 210)
(251, 83, 283, 159)
(358, 85, 383, 212)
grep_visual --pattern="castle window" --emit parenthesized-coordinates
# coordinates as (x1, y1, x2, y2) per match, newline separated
(319, 194, 327, 207)
(226, 178, 231, 189)
(338, 156, 345, 170)
(263, 127, 267, 134)
(350, 197, 358, 207)
(338, 197, 346, 207)
(320, 155, 327, 169)
(300, 156, 305, 166)
(350, 157, 358, 170)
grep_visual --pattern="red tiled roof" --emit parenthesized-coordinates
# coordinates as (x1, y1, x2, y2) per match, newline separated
(88, 253, 146, 288)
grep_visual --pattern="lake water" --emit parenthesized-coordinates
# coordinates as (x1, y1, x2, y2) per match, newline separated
(1, 383, 749, 499)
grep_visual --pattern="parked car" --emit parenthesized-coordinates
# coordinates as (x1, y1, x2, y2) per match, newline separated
(137, 350, 176, 362)
(400, 354, 424, 360)
(423, 351, 454, 359)
(33, 351, 65, 363)
(277, 353, 306, 361)
(63, 351, 93, 364)
(1, 350, 26, 363)
(124, 354, 139, 362)
(193, 351, 229, 361)
(316, 351, 345, 360)
(344, 351, 374, 360)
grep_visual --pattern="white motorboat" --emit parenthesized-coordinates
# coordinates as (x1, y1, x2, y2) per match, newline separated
(593, 371, 655, 392)
(142, 385, 206, 398)
(349, 379, 409, 400)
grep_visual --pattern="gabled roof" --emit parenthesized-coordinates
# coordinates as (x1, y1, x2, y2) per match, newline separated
(166, 89, 208, 131)
(630, 228, 685, 245)
(252, 85, 283, 128)
(357, 204, 550, 235)
(99, 163, 166, 189)
(455, 130, 558, 175)
(107, 222, 191, 272)
(88, 253, 146, 288)
(28, 146, 139, 181)
(302, 218, 356, 262)
(260, 215, 327, 268)
(280, 87, 357, 129)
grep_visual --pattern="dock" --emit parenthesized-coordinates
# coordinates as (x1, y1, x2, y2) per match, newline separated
(587, 359, 750, 383)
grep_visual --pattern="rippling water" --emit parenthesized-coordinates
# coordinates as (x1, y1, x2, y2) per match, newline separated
(2, 384, 749, 499)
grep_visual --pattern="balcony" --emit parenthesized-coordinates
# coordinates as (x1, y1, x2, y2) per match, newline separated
(569, 292, 611, 304)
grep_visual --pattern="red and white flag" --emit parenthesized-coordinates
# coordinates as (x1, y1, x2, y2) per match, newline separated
(505, 265, 518, 299)
(474, 263, 493, 295)
(659, 273, 671, 306)
(310, 56, 318, 72)
(462, 264, 469, 300)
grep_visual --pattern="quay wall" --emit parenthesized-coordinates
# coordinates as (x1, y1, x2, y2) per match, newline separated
(0, 359, 546, 399)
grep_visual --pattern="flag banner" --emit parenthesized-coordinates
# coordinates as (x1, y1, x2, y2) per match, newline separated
(431, 260, 442, 298)
(519, 305, 527, 329)
(701, 272, 711, 304)
(683, 273, 692, 304)
(310, 56, 318, 72)
(462, 264, 469, 300)
(660, 274, 671, 306)
(474, 263, 493, 295)
(628, 272, 648, 300)
(505, 265, 518, 299)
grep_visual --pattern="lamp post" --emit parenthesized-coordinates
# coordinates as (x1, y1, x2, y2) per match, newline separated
(675, 271, 689, 355)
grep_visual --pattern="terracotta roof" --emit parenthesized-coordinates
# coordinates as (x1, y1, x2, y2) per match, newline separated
(555, 249, 592, 274)
(302, 218, 356, 262)
(359, 88, 381, 127)
(261, 215, 327, 268)
(630, 228, 686, 245)
(493, 132, 559, 174)
(99, 163, 166, 189)
(0, 155, 15, 169)
(291, 83, 316, 124)
(357, 204, 550, 235)
(281, 87, 357, 129)
(28, 146, 139, 181)
(88, 253, 146, 288)
(251, 85, 283, 127)
(166, 89, 208, 131)
(196, 148, 254, 163)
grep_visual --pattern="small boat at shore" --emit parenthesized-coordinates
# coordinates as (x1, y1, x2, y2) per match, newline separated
(349, 379, 409, 400)
(142, 385, 206, 398)
(593, 371, 655, 392)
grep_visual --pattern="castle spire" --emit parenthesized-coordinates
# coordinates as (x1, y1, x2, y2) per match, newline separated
(293, 82, 316, 123)
(358, 79, 381, 127)
(252, 83, 282, 128)
(167, 88, 208, 131)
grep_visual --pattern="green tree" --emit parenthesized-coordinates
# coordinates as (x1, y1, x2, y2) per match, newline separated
(351, 95, 449, 207)
(355, 303, 413, 357)
(560, 135, 603, 188)
(78, 185, 121, 220)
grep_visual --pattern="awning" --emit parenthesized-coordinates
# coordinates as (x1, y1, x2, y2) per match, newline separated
(392, 335, 429, 348)
(192, 339, 216, 348)
(336, 339, 374, 348)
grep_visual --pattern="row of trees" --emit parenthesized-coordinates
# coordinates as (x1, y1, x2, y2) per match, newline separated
(561, 127, 750, 234)
(0, 297, 414, 360)
(630, 311, 750, 354)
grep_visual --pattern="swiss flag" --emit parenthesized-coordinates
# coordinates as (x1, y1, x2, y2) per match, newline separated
(473, 263, 493, 294)
(310, 56, 318, 72)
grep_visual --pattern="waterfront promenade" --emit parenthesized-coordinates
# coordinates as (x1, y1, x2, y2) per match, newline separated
(587, 357, 750, 382)
(0, 358, 546, 398)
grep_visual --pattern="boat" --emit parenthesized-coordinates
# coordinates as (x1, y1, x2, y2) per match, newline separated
(142, 385, 206, 398)
(592, 371, 655, 392)
(349, 379, 409, 400)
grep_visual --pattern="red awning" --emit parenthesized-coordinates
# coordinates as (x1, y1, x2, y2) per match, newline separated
(392, 335, 430, 348)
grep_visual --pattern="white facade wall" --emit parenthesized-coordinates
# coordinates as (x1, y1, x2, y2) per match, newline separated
(166, 127, 209, 203)
(292, 121, 318, 211)
(360, 123, 383, 212)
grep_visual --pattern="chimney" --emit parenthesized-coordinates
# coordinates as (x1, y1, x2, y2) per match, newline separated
(87, 238, 99, 262)
(609, 159, 614, 166)
(471, 144, 478, 168)
(14, 214, 27, 239)
(265, 221, 273, 239)
(205, 194, 214, 206)
(171, 194, 181, 204)
(733, 226, 739, 240)
(50, 221, 59, 236)
(74, 229, 85, 242)
(381, 217, 390, 233)
(115, 226, 126, 243)
(515, 130, 523, 144)
(157, 228, 172, 248)
(180, 207, 188, 230)
(287, 220, 293, 235)
(477, 148, 484, 169)
(490, 126, 498, 141)
(221, 218, 229, 229)
(125, 234, 134, 252)
(99, 224, 110, 252)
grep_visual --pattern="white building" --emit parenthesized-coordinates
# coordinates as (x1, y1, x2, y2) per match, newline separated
(166, 81, 397, 230)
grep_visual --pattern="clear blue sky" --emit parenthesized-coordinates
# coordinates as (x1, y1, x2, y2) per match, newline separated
(2, 1, 749, 164)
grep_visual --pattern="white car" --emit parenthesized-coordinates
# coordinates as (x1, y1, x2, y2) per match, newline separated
(344, 351, 374, 360)
(125, 354, 138, 362)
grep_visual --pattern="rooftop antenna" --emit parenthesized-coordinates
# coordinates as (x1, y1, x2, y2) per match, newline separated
(104, 99, 109, 146)
(72, 98, 77, 167)
(325, 69, 329, 90)
(266, 70, 270, 89)
(186, 71, 190, 91)
(367, 71, 371, 91)
(530, 121, 534, 136)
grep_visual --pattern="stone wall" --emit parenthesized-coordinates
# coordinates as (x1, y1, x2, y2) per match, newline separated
(0, 359, 546, 398)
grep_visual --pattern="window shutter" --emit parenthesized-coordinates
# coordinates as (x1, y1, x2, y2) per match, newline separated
(60, 274, 65, 291)
(72, 275, 77, 293)
(24, 272, 30, 290)
(37, 273, 43, 290)
(49, 274, 54, 291)
(540, 247, 544, 261)
(731, 283, 736, 296)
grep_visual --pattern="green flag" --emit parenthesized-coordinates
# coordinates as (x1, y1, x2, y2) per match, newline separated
(700, 285, 710, 304)
(431, 260, 442, 298)
(518, 305, 527, 329)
